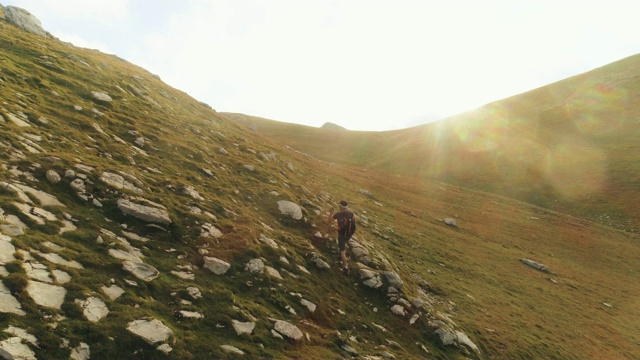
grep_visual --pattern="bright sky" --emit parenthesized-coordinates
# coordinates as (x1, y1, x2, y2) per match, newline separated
(7, 0, 640, 131)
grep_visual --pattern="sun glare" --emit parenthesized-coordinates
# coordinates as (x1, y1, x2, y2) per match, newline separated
(544, 138, 606, 200)
(564, 80, 629, 134)
(451, 105, 513, 153)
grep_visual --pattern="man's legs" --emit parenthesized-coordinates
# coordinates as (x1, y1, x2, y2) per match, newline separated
(341, 249, 348, 269)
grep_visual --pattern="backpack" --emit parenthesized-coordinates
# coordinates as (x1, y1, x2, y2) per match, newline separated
(339, 213, 356, 237)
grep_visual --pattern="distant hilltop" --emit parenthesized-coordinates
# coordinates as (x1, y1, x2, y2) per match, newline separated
(321, 122, 346, 130)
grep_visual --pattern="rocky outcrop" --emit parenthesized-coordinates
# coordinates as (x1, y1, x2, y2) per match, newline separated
(3, 6, 49, 37)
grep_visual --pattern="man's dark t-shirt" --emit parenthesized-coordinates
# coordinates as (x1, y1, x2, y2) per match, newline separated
(333, 210, 355, 236)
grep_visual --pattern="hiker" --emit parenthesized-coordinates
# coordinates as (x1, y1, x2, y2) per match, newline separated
(328, 200, 357, 274)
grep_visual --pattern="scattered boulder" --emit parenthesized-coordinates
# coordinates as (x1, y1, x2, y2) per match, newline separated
(0, 282, 25, 315)
(245, 258, 265, 273)
(273, 320, 304, 341)
(117, 198, 171, 225)
(126, 318, 173, 346)
(391, 304, 406, 316)
(75, 297, 109, 322)
(69, 342, 90, 360)
(26, 280, 66, 309)
(309, 252, 331, 270)
(101, 172, 143, 193)
(521, 258, 549, 272)
(232, 320, 256, 335)
(46, 170, 61, 184)
(200, 223, 223, 238)
(435, 327, 480, 356)
(101, 285, 125, 300)
(277, 200, 303, 220)
(383, 271, 404, 290)
(220, 345, 244, 355)
(91, 91, 112, 102)
(259, 234, 278, 249)
(203, 257, 230, 275)
(122, 261, 160, 282)
(300, 299, 317, 313)
(443, 218, 457, 227)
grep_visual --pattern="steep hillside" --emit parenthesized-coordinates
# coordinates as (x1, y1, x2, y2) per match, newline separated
(0, 5, 639, 360)
(227, 55, 640, 233)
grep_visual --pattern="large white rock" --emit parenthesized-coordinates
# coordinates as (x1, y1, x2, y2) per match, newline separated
(117, 199, 171, 225)
(122, 261, 159, 282)
(127, 319, 173, 345)
(0, 337, 36, 360)
(273, 320, 303, 341)
(75, 297, 109, 322)
(4, 6, 48, 37)
(0, 282, 25, 315)
(202, 256, 230, 275)
(26, 280, 66, 309)
(277, 200, 303, 220)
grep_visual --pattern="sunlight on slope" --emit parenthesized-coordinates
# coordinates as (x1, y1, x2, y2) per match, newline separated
(564, 80, 629, 134)
(544, 138, 606, 200)
(452, 104, 510, 153)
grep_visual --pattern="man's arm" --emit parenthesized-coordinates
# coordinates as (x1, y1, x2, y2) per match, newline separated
(327, 207, 335, 231)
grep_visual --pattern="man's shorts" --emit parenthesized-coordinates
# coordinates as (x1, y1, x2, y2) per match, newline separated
(338, 234, 351, 252)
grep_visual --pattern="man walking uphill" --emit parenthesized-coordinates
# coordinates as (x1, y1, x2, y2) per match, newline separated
(328, 200, 357, 274)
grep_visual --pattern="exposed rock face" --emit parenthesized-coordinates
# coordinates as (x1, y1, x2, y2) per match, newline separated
(3, 6, 48, 37)
(0, 282, 26, 316)
(26, 280, 66, 309)
(117, 198, 171, 225)
(127, 318, 173, 346)
(0, 337, 36, 360)
(76, 297, 109, 322)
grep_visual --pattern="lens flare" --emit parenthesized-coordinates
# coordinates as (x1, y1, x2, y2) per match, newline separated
(452, 105, 510, 153)
(563, 81, 629, 134)
(544, 138, 606, 200)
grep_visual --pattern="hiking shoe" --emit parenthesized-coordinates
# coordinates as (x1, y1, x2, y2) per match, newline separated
(342, 266, 350, 275)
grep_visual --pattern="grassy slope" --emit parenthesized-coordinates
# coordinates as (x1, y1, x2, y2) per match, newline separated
(0, 18, 638, 360)
(226, 56, 640, 233)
